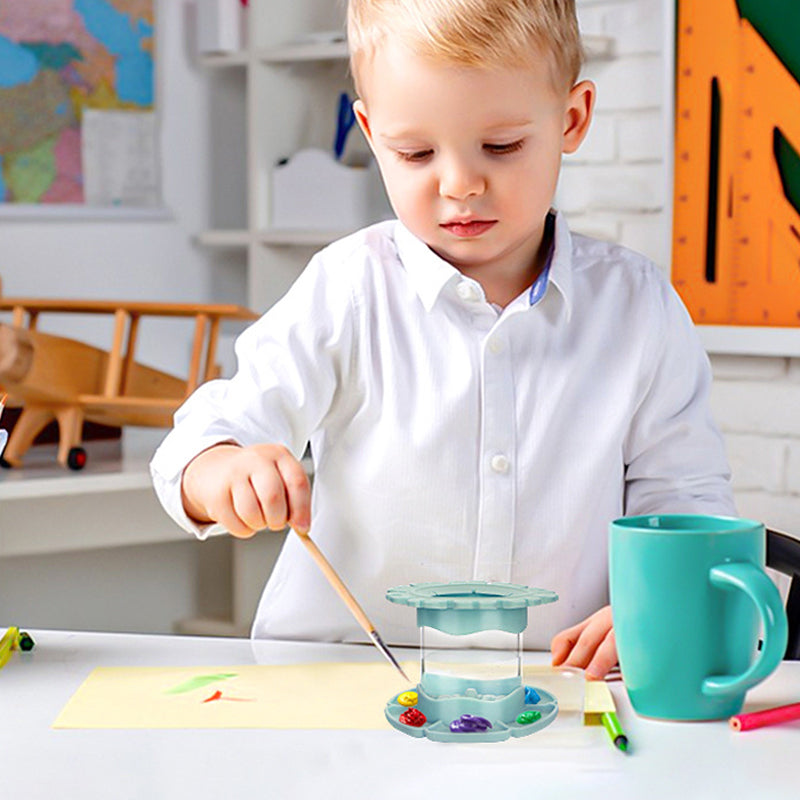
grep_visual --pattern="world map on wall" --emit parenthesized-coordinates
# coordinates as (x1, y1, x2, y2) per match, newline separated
(0, 0, 155, 206)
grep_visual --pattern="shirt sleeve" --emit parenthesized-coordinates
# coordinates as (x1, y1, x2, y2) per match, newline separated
(622, 275, 736, 517)
(149, 251, 359, 537)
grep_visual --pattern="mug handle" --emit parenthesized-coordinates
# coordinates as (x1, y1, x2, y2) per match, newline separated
(701, 562, 788, 697)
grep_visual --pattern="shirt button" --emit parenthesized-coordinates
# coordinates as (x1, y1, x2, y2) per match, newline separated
(456, 282, 481, 302)
(488, 337, 505, 354)
(490, 454, 510, 474)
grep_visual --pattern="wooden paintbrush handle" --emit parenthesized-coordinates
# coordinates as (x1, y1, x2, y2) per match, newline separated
(294, 530, 374, 634)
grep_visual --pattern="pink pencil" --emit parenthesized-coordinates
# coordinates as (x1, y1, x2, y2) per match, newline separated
(730, 701, 800, 732)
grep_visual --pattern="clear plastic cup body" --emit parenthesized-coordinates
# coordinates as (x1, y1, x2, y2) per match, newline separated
(419, 626, 522, 698)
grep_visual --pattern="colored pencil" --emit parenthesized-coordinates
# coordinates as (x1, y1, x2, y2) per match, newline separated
(730, 701, 800, 732)
(601, 710, 630, 752)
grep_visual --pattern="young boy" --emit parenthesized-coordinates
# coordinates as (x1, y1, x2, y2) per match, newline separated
(151, 0, 735, 678)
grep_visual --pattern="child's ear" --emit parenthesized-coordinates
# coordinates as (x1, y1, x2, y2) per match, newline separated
(562, 80, 596, 154)
(353, 99, 375, 151)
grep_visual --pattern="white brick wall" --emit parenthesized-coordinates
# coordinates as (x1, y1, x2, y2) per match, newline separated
(560, 1, 800, 534)
(710, 355, 800, 529)
(560, 1, 671, 268)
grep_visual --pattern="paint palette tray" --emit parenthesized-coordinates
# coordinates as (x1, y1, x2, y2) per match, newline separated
(385, 683, 558, 742)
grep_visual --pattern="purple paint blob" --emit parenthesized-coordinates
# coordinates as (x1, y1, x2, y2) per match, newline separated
(449, 714, 493, 733)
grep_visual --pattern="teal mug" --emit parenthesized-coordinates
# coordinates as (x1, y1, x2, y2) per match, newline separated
(609, 514, 788, 720)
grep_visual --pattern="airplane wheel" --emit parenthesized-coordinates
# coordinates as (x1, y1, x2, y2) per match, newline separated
(67, 447, 87, 471)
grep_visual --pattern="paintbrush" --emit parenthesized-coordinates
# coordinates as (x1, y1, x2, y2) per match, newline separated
(293, 527, 410, 682)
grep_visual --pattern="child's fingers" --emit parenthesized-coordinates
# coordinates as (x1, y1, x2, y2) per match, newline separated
(275, 453, 311, 533)
(230, 477, 269, 532)
(559, 625, 604, 671)
(551, 606, 615, 672)
(585, 628, 617, 680)
(550, 621, 587, 666)
(247, 467, 290, 531)
(215, 500, 258, 539)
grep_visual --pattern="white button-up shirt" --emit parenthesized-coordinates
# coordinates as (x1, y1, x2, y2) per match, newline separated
(151, 212, 735, 648)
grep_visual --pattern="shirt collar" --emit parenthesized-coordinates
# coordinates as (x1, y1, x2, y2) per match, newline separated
(393, 221, 461, 311)
(393, 210, 574, 318)
(528, 211, 556, 306)
(545, 210, 575, 322)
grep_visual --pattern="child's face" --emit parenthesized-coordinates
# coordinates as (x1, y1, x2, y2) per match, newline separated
(355, 43, 594, 286)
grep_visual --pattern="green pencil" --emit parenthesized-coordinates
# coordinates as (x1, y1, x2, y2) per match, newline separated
(601, 710, 629, 753)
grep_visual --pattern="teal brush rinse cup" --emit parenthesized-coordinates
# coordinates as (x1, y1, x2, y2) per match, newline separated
(384, 581, 559, 742)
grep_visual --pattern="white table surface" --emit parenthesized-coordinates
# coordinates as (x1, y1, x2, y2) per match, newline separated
(1, 630, 798, 800)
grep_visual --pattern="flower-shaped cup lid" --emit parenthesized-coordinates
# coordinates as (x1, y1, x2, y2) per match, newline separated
(386, 581, 558, 635)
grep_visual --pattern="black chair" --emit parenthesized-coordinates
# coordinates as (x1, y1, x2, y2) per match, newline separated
(766, 528, 800, 660)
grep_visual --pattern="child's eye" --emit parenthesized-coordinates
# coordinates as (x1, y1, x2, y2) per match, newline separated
(484, 140, 525, 155)
(395, 149, 434, 163)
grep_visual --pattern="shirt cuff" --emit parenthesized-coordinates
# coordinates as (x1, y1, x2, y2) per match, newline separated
(149, 433, 239, 540)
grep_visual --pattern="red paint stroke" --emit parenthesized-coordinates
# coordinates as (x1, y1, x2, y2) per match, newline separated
(201, 690, 255, 704)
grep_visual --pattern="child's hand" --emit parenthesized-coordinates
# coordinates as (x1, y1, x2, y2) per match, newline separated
(181, 443, 311, 538)
(550, 605, 617, 680)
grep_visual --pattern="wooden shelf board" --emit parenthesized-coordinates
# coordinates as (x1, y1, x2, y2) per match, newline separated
(198, 51, 249, 68)
(0, 430, 163, 501)
(698, 325, 800, 357)
(258, 40, 348, 63)
(197, 229, 251, 248)
(257, 228, 355, 246)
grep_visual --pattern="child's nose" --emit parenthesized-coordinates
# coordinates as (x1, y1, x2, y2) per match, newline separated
(438, 158, 485, 201)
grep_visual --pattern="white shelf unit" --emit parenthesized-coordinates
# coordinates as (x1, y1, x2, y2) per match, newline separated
(197, 2, 615, 312)
(195, 2, 359, 312)
(0, 430, 177, 552)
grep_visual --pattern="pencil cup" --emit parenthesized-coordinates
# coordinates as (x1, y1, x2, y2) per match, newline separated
(610, 515, 788, 721)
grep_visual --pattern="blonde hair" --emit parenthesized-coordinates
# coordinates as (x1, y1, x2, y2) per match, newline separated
(347, 0, 584, 94)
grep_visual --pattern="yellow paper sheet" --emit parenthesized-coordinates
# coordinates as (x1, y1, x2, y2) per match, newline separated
(53, 661, 605, 730)
(53, 662, 418, 730)
(583, 680, 616, 725)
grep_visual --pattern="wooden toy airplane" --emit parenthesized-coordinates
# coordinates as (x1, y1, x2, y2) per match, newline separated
(0, 292, 258, 470)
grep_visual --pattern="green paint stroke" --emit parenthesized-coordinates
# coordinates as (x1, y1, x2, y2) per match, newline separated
(165, 673, 238, 695)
